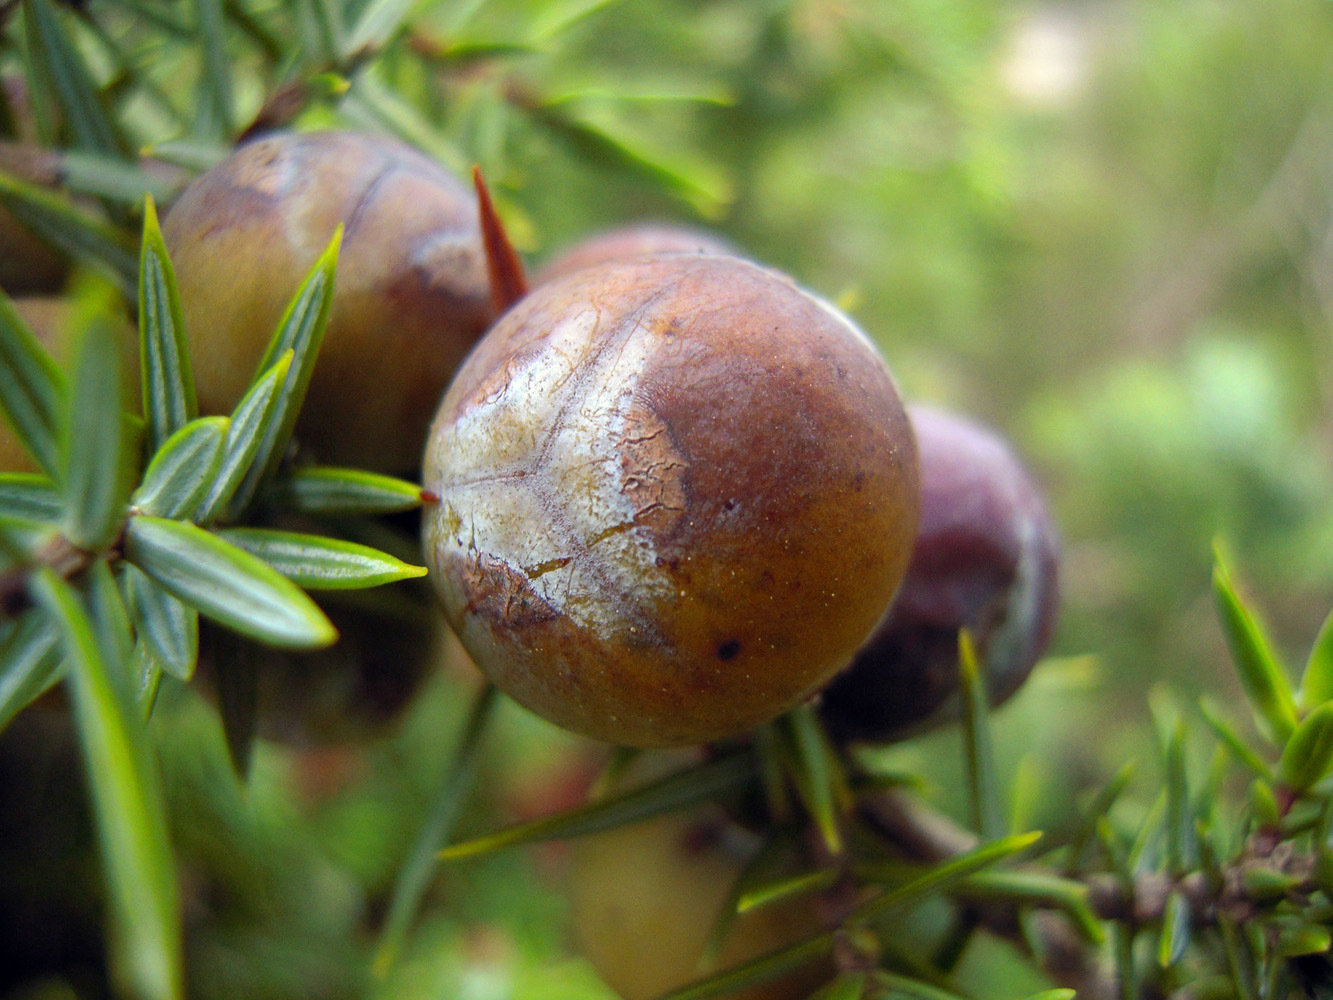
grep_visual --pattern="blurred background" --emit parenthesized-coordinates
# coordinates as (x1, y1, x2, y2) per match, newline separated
(3, 0, 1333, 997)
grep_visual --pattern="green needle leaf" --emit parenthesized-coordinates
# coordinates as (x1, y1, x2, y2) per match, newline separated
(23, 0, 131, 159)
(374, 685, 498, 976)
(956, 871, 1105, 944)
(0, 473, 61, 522)
(1063, 761, 1135, 876)
(960, 629, 1003, 840)
(138, 196, 197, 451)
(0, 612, 62, 733)
(870, 972, 970, 1000)
(193, 351, 292, 524)
(1213, 543, 1298, 743)
(1248, 778, 1280, 828)
(210, 629, 259, 777)
(803, 974, 866, 1000)
(735, 868, 840, 915)
(222, 230, 341, 520)
(216, 527, 428, 590)
(1157, 890, 1190, 968)
(263, 465, 425, 516)
(124, 566, 198, 682)
(784, 704, 845, 855)
(83, 562, 135, 698)
(0, 171, 139, 292)
(534, 105, 732, 218)
(29, 569, 181, 1000)
(196, 0, 236, 137)
(57, 151, 186, 205)
(343, 0, 416, 60)
(1198, 696, 1275, 782)
(1276, 923, 1332, 958)
(131, 417, 228, 519)
(1300, 609, 1333, 712)
(61, 317, 134, 551)
(656, 933, 835, 1000)
(852, 831, 1042, 924)
(439, 751, 756, 862)
(0, 291, 66, 479)
(1161, 716, 1192, 876)
(123, 516, 337, 650)
(1278, 701, 1333, 794)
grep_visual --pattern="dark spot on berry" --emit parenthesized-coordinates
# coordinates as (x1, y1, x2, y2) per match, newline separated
(717, 640, 741, 661)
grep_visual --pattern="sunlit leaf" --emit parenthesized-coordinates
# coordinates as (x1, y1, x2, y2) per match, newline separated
(30, 569, 181, 1000)
(439, 751, 756, 862)
(138, 196, 196, 451)
(124, 515, 337, 649)
(216, 527, 427, 590)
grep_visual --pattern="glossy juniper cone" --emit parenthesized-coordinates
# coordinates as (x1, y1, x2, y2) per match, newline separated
(819, 404, 1060, 743)
(162, 130, 493, 473)
(423, 253, 919, 747)
(535, 223, 739, 285)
